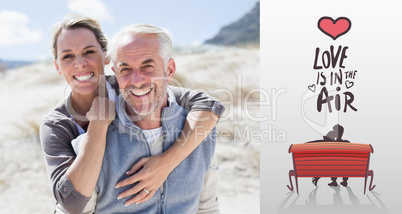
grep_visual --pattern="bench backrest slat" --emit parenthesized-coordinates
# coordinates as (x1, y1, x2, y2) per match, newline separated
(289, 142, 372, 177)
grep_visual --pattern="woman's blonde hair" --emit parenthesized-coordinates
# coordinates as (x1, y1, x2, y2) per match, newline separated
(51, 14, 107, 59)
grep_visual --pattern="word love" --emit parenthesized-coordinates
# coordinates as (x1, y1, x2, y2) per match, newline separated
(313, 45, 348, 70)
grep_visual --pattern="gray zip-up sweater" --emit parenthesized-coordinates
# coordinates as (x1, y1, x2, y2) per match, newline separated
(94, 90, 215, 213)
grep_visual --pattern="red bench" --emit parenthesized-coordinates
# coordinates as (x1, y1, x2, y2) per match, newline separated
(287, 142, 376, 194)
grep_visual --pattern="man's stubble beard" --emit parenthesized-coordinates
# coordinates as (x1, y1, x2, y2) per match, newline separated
(125, 76, 168, 119)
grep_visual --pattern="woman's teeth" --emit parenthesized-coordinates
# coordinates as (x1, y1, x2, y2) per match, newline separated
(74, 73, 94, 81)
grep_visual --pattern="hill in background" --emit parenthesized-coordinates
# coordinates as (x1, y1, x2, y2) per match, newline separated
(204, 1, 260, 47)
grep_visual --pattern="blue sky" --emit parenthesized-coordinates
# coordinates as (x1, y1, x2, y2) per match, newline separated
(0, 0, 258, 61)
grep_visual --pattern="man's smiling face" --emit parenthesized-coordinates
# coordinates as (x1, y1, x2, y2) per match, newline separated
(113, 34, 175, 117)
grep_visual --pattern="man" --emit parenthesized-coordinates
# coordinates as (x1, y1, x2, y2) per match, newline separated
(90, 24, 219, 213)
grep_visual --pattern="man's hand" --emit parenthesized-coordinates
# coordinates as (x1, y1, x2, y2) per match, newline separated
(115, 153, 174, 206)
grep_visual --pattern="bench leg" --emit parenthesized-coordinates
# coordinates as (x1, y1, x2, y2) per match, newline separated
(287, 170, 299, 194)
(364, 170, 376, 194)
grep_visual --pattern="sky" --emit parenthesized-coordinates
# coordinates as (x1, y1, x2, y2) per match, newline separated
(0, 0, 258, 61)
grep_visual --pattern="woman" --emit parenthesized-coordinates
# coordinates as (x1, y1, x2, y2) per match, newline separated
(40, 14, 224, 213)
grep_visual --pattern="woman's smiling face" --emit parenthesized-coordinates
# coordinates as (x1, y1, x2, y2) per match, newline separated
(54, 27, 108, 96)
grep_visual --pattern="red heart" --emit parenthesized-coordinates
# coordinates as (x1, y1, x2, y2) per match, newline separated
(318, 17, 351, 40)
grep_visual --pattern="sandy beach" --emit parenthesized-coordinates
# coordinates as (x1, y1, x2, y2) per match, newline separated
(0, 47, 260, 213)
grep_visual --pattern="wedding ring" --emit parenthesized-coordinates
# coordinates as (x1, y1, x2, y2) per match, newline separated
(143, 189, 150, 194)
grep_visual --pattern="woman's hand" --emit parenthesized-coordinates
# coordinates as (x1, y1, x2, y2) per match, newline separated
(86, 96, 116, 125)
(66, 96, 116, 198)
(115, 153, 174, 206)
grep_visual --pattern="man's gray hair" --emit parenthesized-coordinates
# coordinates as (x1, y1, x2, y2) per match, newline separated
(107, 24, 172, 68)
